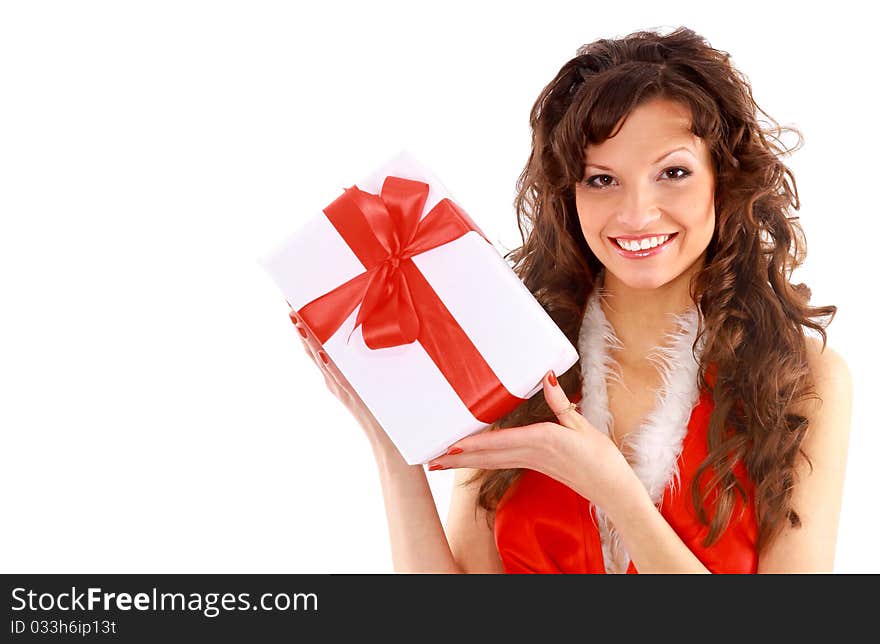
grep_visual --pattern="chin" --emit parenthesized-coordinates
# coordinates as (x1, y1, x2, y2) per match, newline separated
(605, 260, 682, 291)
(616, 272, 674, 291)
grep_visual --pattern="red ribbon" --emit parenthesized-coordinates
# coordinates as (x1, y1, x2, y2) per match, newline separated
(295, 175, 528, 424)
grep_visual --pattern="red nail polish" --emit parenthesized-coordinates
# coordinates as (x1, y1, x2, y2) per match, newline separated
(548, 370, 558, 387)
(298, 327, 308, 338)
(447, 447, 463, 455)
(428, 463, 446, 471)
(290, 313, 299, 324)
(318, 350, 329, 364)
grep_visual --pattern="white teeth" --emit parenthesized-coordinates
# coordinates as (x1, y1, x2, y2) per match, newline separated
(616, 234, 671, 251)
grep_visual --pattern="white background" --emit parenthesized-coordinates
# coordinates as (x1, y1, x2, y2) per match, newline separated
(1, 0, 875, 573)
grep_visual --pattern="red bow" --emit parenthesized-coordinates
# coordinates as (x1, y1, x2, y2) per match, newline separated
(295, 175, 527, 424)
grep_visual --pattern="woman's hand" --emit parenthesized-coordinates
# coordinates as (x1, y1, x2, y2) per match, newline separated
(426, 369, 639, 511)
(287, 303, 396, 455)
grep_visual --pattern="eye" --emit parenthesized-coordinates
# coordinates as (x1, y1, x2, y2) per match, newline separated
(583, 174, 616, 190)
(662, 166, 692, 181)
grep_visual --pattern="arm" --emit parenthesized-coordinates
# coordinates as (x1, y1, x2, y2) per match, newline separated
(372, 431, 504, 574)
(371, 434, 464, 573)
(426, 370, 716, 573)
(603, 480, 711, 574)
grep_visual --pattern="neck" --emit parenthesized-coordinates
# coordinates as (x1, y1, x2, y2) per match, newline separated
(597, 258, 703, 364)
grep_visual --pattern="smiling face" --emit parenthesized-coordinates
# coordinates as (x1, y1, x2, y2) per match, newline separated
(575, 97, 716, 291)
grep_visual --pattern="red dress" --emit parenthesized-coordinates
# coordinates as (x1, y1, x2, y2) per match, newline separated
(493, 365, 759, 574)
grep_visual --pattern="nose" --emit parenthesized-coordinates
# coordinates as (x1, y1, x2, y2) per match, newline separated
(616, 187, 662, 232)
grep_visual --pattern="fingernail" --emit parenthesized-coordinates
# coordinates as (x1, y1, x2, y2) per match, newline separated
(318, 350, 329, 364)
(428, 463, 446, 471)
(548, 370, 558, 387)
(290, 313, 299, 324)
(447, 447, 463, 455)
(298, 327, 308, 338)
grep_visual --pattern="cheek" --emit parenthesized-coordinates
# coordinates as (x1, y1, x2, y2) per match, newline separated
(696, 200, 716, 242)
(675, 190, 715, 242)
(579, 216, 603, 240)
(577, 214, 611, 260)
(575, 197, 610, 240)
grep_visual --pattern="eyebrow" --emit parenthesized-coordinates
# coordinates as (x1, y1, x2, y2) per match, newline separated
(585, 145, 695, 171)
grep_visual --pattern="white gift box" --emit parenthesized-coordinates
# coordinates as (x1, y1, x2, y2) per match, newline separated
(258, 149, 579, 465)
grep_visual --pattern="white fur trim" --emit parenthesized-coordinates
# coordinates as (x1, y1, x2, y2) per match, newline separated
(577, 275, 704, 574)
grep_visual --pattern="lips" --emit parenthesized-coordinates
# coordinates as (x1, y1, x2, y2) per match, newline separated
(608, 232, 679, 259)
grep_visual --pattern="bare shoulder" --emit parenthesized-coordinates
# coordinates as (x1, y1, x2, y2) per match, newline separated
(792, 335, 852, 453)
(803, 335, 852, 409)
(444, 467, 505, 574)
(757, 335, 853, 572)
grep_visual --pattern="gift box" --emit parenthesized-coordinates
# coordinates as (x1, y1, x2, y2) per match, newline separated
(258, 149, 579, 465)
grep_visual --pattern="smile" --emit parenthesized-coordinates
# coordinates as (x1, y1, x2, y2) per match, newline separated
(609, 232, 679, 258)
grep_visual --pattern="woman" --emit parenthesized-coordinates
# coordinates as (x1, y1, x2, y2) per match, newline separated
(289, 26, 852, 573)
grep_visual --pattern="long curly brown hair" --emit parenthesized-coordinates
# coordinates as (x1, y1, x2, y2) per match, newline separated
(464, 26, 836, 555)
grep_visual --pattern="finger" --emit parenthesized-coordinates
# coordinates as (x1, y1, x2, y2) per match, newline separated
(288, 310, 314, 352)
(288, 310, 347, 390)
(289, 311, 319, 363)
(313, 345, 351, 393)
(427, 447, 529, 471)
(296, 332, 320, 368)
(289, 310, 326, 368)
(443, 423, 551, 454)
(542, 369, 586, 431)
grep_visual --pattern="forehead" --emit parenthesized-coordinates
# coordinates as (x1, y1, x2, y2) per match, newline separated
(585, 98, 702, 159)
